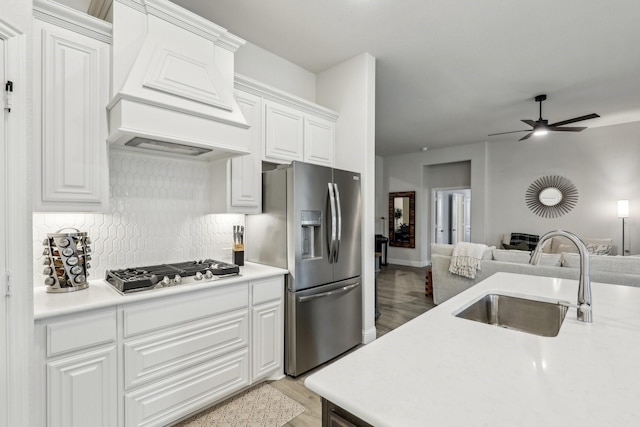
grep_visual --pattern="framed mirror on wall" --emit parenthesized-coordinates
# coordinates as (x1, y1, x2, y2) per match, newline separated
(525, 175, 578, 218)
(389, 191, 415, 248)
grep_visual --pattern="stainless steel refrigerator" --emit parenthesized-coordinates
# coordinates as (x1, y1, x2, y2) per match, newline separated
(246, 161, 362, 377)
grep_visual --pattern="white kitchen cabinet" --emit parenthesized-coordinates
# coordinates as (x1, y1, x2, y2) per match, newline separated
(210, 90, 262, 213)
(264, 100, 336, 166)
(125, 349, 249, 427)
(304, 115, 335, 167)
(34, 309, 118, 427)
(33, 4, 110, 212)
(236, 74, 338, 167)
(119, 279, 282, 426)
(47, 346, 117, 427)
(35, 275, 285, 427)
(264, 99, 305, 163)
(251, 276, 284, 381)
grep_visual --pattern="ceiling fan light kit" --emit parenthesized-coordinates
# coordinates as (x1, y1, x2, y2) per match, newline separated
(489, 94, 599, 141)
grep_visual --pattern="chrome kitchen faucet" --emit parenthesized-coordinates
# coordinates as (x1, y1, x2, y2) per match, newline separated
(530, 230, 592, 323)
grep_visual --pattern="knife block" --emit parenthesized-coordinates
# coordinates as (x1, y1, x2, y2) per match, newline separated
(233, 244, 244, 266)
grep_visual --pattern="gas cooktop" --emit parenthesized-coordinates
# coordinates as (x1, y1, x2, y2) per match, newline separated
(105, 259, 240, 294)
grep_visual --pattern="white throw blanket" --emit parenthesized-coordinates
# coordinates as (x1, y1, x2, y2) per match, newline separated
(449, 242, 488, 279)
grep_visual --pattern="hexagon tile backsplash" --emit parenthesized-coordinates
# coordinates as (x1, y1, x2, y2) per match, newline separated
(33, 150, 245, 286)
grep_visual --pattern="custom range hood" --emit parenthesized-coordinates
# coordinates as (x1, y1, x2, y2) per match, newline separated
(107, 0, 250, 158)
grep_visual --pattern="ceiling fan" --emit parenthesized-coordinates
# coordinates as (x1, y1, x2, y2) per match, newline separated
(488, 94, 600, 141)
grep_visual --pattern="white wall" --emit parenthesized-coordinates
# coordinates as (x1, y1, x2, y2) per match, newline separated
(235, 41, 316, 102)
(381, 121, 640, 263)
(316, 53, 377, 344)
(486, 121, 640, 254)
(383, 143, 488, 266)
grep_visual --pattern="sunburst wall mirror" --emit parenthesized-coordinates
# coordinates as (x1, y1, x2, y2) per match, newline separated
(525, 175, 578, 218)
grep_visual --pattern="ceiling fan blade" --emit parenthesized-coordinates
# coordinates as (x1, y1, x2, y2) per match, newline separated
(519, 132, 533, 141)
(488, 129, 531, 136)
(549, 113, 600, 127)
(521, 119, 537, 127)
(549, 126, 587, 132)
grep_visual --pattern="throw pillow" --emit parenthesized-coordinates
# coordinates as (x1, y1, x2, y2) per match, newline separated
(493, 248, 531, 264)
(502, 242, 530, 251)
(561, 252, 581, 268)
(510, 232, 540, 251)
(586, 243, 612, 255)
(557, 243, 578, 254)
(539, 253, 562, 267)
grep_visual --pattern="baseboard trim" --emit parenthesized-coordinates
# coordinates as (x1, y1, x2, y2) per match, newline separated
(362, 326, 377, 344)
(385, 258, 429, 268)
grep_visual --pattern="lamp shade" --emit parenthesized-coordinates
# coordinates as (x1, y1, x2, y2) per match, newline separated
(618, 200, 629, 218)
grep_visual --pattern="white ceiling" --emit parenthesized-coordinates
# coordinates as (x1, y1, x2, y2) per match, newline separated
(170, 0, 640, 157)
(64, 0, 640, 157)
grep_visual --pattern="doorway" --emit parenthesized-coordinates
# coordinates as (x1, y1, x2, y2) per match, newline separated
(432, 187, 471, 244)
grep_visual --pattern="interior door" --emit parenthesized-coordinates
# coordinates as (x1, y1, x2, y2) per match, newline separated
(291, 162, 334, 291)
(434, 191, 445, 244)
(463, 192, 471, 242)
(331, 168, 362, 282)
(451, 193, 465, 244)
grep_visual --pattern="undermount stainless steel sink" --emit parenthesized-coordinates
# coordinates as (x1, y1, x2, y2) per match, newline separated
(455, 293, 569, 337)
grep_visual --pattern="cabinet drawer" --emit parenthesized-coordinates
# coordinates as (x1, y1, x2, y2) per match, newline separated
(46, 309, 116, 358)
(125, 348, 249, 427)
(252, 276, 284, 305)
(124, 309, 248, 390)
(123, 283, 248, 338)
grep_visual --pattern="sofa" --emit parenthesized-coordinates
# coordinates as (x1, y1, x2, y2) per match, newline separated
(500, 233, 614, 255)
(431, 243, 640, 305)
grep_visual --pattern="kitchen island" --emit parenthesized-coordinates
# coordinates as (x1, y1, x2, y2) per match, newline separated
(305, 272, 640, 426)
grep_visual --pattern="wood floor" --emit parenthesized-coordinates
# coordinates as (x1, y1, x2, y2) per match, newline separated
(270, 264, 435, 427)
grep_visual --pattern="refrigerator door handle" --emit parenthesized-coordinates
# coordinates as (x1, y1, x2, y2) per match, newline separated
(333, 183, 342, 262)
(297, 283, 360, 302)
(328, 182, 337, 262)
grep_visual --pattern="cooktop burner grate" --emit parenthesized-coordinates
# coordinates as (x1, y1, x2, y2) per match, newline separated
(105, 259, 240, 294)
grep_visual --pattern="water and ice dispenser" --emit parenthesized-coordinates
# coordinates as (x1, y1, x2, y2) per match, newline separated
(301, 210, 322, 259)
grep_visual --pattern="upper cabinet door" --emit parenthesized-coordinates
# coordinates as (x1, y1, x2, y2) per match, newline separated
(264, 100, 304, 163)
(304, 115, 335, 167)
(231, 91, 262, 212)
(34, 19, 110, 212)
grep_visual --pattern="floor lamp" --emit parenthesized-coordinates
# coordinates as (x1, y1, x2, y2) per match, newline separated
(618, 200, 629, 256)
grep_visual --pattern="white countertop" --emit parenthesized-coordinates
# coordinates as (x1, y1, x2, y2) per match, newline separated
(305, 272, 640, 426)
(34, 262, 288, 320)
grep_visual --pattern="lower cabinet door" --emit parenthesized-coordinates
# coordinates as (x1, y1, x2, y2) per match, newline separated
(47, 346, 117, 427)
(328, 411, 359, 427)
(322, 399, 373, 427)
(252, 300, 282, 381)
(125, 348, 249, 427)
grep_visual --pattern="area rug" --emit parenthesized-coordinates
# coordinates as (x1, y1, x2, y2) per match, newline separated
(174, 383, 307, 427)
